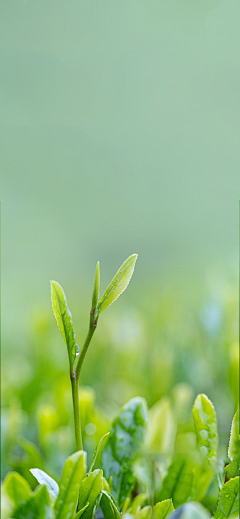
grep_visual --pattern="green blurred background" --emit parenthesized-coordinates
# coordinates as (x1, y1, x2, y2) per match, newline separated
(1, 0, 239, 484)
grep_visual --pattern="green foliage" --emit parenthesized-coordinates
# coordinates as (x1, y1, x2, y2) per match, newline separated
(77, 469, 103, 519)
(152, 499, 174, 518)
(156, 458, 195, 508)
(228, 410, 239, 462)
(30, 468, 59, 502)
(96, 254, 138, 315)
(192, 394, 218, 468)
(100, 490, 120, 519)
(4, 472, 31, 507)
(51, 281, 78, 368)
(89, 432, 110, 473)
(54, 451, 86, 519)
(102, 397, 147, 507)
(213, 477, 239, 519)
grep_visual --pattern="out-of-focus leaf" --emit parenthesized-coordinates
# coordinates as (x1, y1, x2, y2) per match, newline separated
(146, 397, 176, 454)
(100, 490, 120, 519)
(92, 262, 100, 310)
(13, 485, 53, 519)
(102, 397, 148, 507)
(54, 450, 86, 519)
(213, 477, 239, 519)
(153, 499, 174, 518)
(30, 468, 59, 502)
(4, 472, 31, 507)
(78, 469, 103, 519)
(96, 254, 137, 315)
(130, 493, 148, 514)
(155, 458, 195, 508)
(192, 394, 218, 468)
(228, 410, 239, 461)
(89, 432, 110, 473)
(74, 503, 89, 519)
(138, 506, 152, 518)
(51, 280, 78, 367)
(168, 502, 211, 518)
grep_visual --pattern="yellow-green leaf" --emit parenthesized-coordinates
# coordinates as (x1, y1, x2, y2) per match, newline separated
(192, 394, 218, 468)
(54, 450, 86, 519)
(153, 499, 174, 518)
(228, 409, 239, 461)
(51, 280, 78, 367)
(92, 262, 100, 310)
(97, 254, 137, 315)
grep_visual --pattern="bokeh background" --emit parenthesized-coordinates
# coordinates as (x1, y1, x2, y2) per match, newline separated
(1, 0, 239, 486)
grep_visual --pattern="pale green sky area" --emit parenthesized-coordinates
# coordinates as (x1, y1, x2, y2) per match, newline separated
(0, 0, 239, 331)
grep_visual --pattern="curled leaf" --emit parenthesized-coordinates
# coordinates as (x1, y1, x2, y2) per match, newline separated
(92, 262, 100, 310)
(50, 280, 78, 367)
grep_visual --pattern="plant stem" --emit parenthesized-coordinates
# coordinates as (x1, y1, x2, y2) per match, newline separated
(75, 325, 96, 383)
(71, 374, 83, 451)
(71, 315, 97, 451)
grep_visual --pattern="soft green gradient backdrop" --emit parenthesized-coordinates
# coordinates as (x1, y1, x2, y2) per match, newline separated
(1, 0, 239, 330)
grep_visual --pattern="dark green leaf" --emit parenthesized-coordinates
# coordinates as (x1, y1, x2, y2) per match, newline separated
(89, 432, 110, 473)
(97, 254, 137, 315)
(78, 469, 103, 519)
(102, 397, 147, 507)
(51, 280, 78, 367)
(13, 485, 53, 519)
(213, 477, 239, 519)
(100, 490, 120, 519)
(156, 458, 195, 508)
(54, 450, 86, 519)
(192, 394, 218, 468)
(30, 468, 59, 502)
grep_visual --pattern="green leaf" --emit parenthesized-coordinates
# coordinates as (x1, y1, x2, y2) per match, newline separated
(92, 261, 100, 310)
(30, 468, 59, 502)
(89, 432, 110, 473)
(4, 472, 31, 507)
(102, 397, 148, 507)
(192, 394, 218, 468)
(168, 502, 211, 519)
(51, 280, 78, 367)
(213, 477, 239, 519)
(155, 458, 195, 508)
(54, 450, 86, 519)
(78, 469, 103, 519)
(146, 396, 176, 454)
(138, 506, 152, 518)
(153, 499, 174, 518)
(74, 503, 89, 519)
(13, 485, 53, 519)
(228, 410, 239, 461)
(96, 254, 138, 315)
(100, 490, 120, 519)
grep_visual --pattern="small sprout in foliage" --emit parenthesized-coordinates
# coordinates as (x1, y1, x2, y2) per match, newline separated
(51, 255, 138, 452)
(54, 450, 86, 519)
(30, 468, 59, 503)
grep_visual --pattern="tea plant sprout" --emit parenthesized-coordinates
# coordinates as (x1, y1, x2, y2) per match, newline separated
(50, 254, 138, 451)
